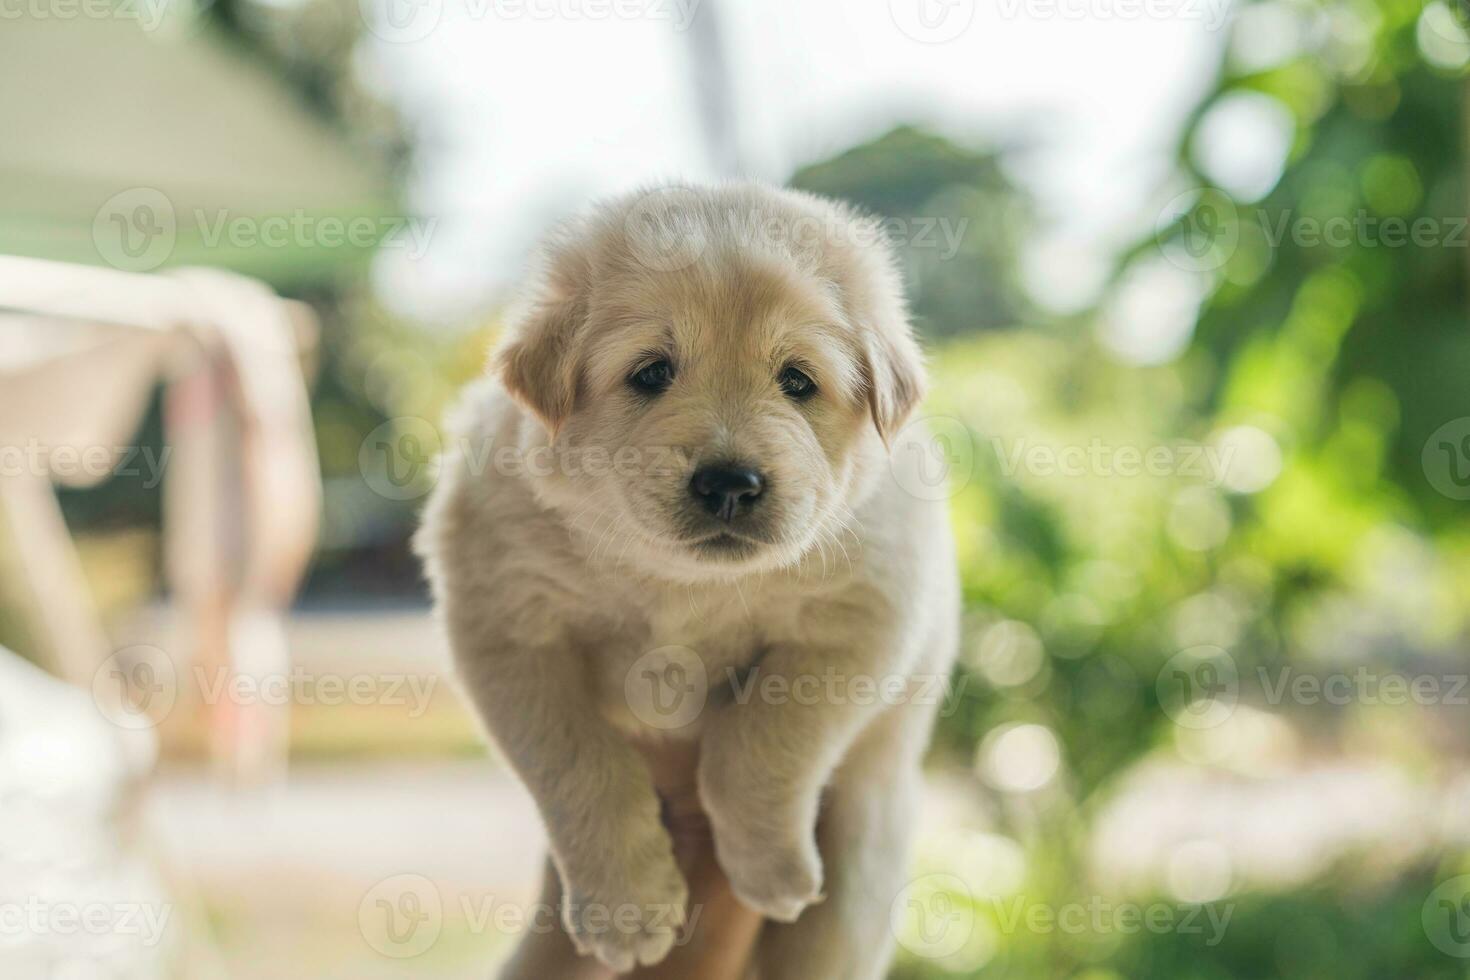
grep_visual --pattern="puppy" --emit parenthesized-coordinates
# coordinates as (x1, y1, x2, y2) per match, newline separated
(417, 182, 960, 979)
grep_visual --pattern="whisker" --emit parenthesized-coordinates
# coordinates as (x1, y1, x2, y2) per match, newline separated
(732, 576, 751, 618)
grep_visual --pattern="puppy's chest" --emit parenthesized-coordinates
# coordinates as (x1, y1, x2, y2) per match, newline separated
(587, 597, 777, 738)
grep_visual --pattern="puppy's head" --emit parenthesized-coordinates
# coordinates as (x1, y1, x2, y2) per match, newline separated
(495, 183, 924, 579)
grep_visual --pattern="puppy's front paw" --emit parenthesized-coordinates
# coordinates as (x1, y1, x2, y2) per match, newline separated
(712, 828, 824, 923)
(561, 851, 689, 972)
(699, 751, 824, 921)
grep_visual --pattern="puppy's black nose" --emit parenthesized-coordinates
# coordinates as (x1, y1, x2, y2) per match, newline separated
(689, 464, 764, 521)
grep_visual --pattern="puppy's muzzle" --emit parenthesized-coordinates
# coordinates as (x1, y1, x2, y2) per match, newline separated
(689, 463, 764, 522)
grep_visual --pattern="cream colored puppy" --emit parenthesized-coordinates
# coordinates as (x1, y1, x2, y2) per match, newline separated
(418, 182, 959, 979)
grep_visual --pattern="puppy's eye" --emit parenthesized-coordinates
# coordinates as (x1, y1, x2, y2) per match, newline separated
(778, 366, 817, 400)
(629, 359, 674, 394)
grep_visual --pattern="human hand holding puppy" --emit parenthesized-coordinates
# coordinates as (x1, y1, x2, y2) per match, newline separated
(418, 183, 959, 979)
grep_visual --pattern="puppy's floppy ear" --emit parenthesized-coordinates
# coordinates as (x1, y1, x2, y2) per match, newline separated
(495, 297, 583, 437)
(860, 322, 926, 445)
(832, 206, 926, 444)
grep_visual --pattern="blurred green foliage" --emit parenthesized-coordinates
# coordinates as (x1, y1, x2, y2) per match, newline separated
(831, 1, 1470, 977)
(793, 126, 1035, 336)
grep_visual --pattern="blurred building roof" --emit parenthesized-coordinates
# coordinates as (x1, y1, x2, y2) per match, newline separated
(0, 17, 394, 285)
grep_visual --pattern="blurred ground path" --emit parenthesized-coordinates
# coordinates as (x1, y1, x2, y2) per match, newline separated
(147, 761, 545, 887)
(127, 600, 557, 977)
(122, 599, 453, 675)
(146, 760, 546, 979)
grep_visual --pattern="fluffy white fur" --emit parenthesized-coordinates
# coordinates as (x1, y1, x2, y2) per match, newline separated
(417, 182, 960, 979)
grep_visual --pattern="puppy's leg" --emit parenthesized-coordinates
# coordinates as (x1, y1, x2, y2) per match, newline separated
(696, 634, 909, 923)
(501, 742, 764, 980)
(632, 738, 765, 980)
(753, 702, 930, 980)
(453, 637, 687, 973)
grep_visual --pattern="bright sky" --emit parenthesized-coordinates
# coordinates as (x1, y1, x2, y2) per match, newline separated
(358, 0, 1232, 323)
